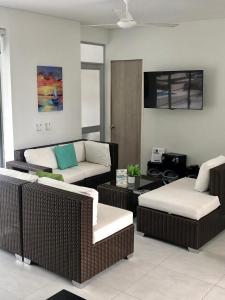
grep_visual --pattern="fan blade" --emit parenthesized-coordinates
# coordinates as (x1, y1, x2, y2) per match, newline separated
(85, 24, 118, 29)
(136, 23, 179, 28)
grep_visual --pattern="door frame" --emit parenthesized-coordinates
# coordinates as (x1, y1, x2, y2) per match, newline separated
(81, 62, 105, 141)
(81, 41, 105, 141)
(0, 48, 4, 167)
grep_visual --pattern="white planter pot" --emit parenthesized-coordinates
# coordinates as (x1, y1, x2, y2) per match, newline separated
(128, 176, 135, 184)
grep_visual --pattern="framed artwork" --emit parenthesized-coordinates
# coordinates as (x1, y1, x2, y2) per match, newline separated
(37, 66, 63, 112)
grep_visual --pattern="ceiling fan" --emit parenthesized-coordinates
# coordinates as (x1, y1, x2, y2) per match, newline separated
(87, 0, 179, 29)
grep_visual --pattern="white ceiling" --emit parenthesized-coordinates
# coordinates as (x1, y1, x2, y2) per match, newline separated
(0, 0, 225, 25)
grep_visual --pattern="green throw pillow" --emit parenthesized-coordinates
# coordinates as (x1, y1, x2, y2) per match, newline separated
(36, 170, 64, 181)
(54, 143, 78, 170)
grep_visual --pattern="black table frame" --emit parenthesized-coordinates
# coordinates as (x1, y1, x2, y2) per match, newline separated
(97, 176, 162, 217)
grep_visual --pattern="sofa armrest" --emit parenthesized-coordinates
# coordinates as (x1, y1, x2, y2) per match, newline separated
(108, 143, 118, 179)
(6, 160, 52, 173)
(84, 140, 118, 180)
(209, 163, 225, 211)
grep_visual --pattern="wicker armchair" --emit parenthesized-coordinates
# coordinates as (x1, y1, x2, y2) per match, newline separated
(22, 182, 134, 285)
(0, 175, 29, 261)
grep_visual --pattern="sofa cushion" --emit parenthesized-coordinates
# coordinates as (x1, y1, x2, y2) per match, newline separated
(53, 166, 85, 183)
(24, 147, 58, 169)
(195, 155, 225, 192)
(38, 177, 98, 225)
(79, 161, 110, 178)
(93, 203, 133, 244)
(54, 144, 78, 170)
(138, 177, 220, 221)
(0, 168, 38, 182)
(85, 141, 111, 167)
(74, 141, 85, 163)
(53, 162, 110, 184)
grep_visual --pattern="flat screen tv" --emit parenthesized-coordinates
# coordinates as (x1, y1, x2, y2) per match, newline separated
(144, 70, 203, 110)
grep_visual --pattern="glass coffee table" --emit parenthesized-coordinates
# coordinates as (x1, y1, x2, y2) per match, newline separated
(97, 176, 162, 217)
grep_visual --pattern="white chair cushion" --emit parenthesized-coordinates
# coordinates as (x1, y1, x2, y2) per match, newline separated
(138, 177, 220, 221)
(38, 177, 98, 225)
(93, 203, 133, 244)
(0, 168, 38, 182)
(53, 162, 110, 184)
(84, 141, 111, 167)
(195, 155, 225, 192)
(79, 161, 110, 178)
(73, 141, 85, 163)
(24, 147, 58, 169)
(53, 165, 85, 183)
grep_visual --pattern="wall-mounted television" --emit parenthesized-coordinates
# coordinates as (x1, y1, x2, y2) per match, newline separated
(144, 70, 203, 110)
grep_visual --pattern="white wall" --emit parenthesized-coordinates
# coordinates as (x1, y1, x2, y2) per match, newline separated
(0, 7, 81, 160)
(0, 30, 14, 162)
(106, 19, 225, 172)
(81, 26, 109, 45)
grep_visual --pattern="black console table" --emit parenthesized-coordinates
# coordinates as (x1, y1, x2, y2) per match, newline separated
(148, 152, 199, 183)
(148, 152, 187, 183)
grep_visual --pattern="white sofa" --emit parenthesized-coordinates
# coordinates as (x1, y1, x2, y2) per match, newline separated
(8, 140, 118, 188)
(24, 141, 111, 183)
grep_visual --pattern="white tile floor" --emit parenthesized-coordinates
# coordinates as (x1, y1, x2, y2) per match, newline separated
(1, 229, 225, 300)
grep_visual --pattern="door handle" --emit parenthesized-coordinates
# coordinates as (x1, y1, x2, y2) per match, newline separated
(111, 124, 115, 129)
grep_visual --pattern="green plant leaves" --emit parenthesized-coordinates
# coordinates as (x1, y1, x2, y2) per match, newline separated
(127, 164, 141, 176)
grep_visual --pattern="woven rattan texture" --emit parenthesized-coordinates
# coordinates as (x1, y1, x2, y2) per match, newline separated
(137, 205, 224, 249)
(98, 184, 133, 210)
(0, 175, 27, 255)
(22, 182, 134, 283)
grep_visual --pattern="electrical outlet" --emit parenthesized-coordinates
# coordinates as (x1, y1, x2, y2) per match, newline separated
(45, 122, 51, 131)
(36, 123, 43, 132)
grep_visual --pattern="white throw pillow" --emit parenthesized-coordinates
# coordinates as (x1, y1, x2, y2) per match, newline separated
(38, 177, 98, 226)
(0, 168, 38, 182)
(74, 141, 85, 162)
(84, 141, 111, 167)
(24, 147, 58, 169)
(195, 155, 225, 192)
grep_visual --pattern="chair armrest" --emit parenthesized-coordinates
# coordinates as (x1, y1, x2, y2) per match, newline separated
(209, 163, 225, 211)
(83, 140, 118, 180)
(108, 142, 118, 179)
(6, 161, 52, 173)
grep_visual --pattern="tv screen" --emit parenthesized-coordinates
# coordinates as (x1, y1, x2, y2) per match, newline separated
(144, 70, 203, 110)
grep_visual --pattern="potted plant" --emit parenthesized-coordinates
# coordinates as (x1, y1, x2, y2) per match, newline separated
(127, 164, 141, 184)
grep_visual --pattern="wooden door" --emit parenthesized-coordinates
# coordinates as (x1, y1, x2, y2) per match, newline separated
(111, 59, 142, 168)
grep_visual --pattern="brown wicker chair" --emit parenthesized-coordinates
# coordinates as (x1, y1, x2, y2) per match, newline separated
(137, 163, 225, 250)
(22, 182, 134, 285)
(6, 139, 118, 189)
(0, 175, 29, 261)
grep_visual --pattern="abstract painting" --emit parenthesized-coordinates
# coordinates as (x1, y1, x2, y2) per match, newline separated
(37, 66, 63, 112)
